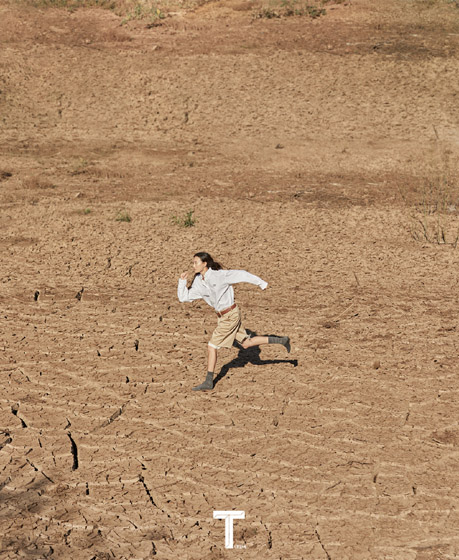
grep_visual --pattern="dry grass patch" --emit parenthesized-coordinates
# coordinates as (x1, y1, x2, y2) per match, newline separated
(7, 0, 349, 21)
(9, 0, 214, 17)
(22, 176, 57, 190)
(401, 140, 459, 247)
(253, 0, 342, 19)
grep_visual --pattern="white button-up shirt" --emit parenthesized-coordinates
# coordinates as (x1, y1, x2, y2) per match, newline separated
(177, 268, 268, 312)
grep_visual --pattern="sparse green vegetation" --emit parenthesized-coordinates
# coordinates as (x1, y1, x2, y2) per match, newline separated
(10, 0, 345, 19)
(70, 158, 90, 176)
(254, 0, 328, 19)
(172, 209, 196, 228)
(12, 0, 210, 18)
(11, 0, 457, 20)
(75, 208, 93, 216)
(121, 3, 166, 24)
(116, 210, 132, 222)
(20, 0, 115, 9)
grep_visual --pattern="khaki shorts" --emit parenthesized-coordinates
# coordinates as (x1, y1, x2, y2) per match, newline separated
(208, 305, 248, 349)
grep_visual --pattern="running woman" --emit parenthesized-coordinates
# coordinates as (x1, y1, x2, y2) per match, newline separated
(178, 252, 290, 391)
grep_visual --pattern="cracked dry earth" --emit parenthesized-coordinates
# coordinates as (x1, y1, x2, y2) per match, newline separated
(1, 0, 459, 558)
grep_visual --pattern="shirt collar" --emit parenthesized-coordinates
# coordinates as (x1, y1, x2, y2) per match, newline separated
(201, 268, 215, 285)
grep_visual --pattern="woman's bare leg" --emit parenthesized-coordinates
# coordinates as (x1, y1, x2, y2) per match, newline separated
(241, 336, 269, 349)
(207, 345, 218, 372)
(242, 335, 290, 353)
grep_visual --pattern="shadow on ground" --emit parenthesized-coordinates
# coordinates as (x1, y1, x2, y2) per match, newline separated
(214, 330, 298, 387)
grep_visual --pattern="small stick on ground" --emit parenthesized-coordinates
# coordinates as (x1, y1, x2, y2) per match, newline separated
(333, 300, 355, 322)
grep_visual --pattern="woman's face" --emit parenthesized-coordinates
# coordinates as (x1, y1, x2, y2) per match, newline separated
(193, 256, 207, 274)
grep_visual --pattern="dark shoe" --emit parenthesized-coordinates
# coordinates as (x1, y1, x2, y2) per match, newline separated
(192, 380, 213, 391)
(282, 336, 291, 353)
(192, 372, 214, 391)
(268, 335, 291, 353)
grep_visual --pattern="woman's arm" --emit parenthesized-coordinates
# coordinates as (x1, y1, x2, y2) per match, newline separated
(223, 269, 268, 290)
(177, 273, 203, 303)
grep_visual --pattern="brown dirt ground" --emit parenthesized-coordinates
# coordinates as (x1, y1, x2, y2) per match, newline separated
(1, 0, 459, 558)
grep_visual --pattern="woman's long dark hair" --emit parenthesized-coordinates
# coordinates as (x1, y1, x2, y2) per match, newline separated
(190, 252, 223, 287)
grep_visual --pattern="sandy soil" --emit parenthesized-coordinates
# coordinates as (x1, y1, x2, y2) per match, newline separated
(1, 0, 459, 558)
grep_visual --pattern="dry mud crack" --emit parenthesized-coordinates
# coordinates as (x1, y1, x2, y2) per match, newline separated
(1, 0, 459, 558)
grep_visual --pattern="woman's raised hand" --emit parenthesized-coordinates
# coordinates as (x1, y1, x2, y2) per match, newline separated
(180, 272, 188, 280)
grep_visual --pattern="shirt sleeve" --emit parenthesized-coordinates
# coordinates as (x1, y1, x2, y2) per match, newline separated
(177, 278, 203, 303)
(223, 270, 268, 290)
